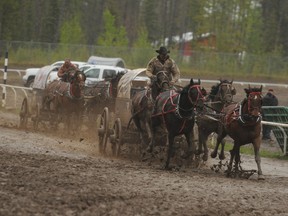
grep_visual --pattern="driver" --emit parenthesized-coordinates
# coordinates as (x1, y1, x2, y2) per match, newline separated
(146, 46, 180, 85)
(57, 59, 78, 82)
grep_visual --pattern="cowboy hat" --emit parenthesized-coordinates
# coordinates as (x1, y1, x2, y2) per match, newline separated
(156, 46, 170, 55)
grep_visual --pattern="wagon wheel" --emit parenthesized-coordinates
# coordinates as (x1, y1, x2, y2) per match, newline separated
(33, 103, 41, 130)
(19, 98, 28, 129)
(98, 107, 109, 154)
(110, 118, 122, 157)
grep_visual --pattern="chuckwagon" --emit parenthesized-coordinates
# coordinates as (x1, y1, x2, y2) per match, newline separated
(19, 65, 87, 131)
(19, 65, 60, 129)
(97, 68, 150, 156)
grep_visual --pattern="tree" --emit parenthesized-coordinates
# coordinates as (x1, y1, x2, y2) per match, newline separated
(59, 14, 85, 44)
(97, 9, 128, 47)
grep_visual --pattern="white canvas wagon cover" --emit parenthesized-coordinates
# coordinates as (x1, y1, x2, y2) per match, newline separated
(117, 68, 147, 99)
(32, 65, 56, 90)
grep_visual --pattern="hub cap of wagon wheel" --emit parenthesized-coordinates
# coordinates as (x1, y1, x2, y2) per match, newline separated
(98, 107, 109, 154)
(19, 98, 28, 129)
(110, 118, 122, 157)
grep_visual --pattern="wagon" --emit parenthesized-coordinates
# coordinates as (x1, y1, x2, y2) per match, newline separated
(97, 68, 150, 156)
(19, 65, 60, 129)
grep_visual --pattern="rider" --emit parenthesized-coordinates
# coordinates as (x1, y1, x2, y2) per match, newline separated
(57, 59, 78, 82)
(146, 46, 180, 86)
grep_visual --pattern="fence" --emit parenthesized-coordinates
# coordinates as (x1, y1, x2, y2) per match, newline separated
(1, 40, 288, 77)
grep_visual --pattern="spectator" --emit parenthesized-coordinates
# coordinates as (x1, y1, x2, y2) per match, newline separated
(262, 89, 279, 141)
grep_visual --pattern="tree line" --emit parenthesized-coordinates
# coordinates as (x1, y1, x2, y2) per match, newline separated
(1, 0, 288, 56)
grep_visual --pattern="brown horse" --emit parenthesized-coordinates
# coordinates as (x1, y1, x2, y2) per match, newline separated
(197, 79, 236, 161)
(147, 78, 206, 170)
(129, 71, 172, 146)
(44, 69, 86, 132)
(214, 85, 264, 179)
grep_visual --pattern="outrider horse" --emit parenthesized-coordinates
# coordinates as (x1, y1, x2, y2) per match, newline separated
(215, 85, 264, 179)
(129, 71, 172, 146)
(147, 78, 206, 170)
(197, 79, 236, 161)
(44, 69, 86, 132)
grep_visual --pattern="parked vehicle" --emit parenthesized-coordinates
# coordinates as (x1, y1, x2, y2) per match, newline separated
(22, 61, 87, 87)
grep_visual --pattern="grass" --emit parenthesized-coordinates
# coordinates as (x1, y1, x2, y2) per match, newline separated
(208, 139, 288, 160)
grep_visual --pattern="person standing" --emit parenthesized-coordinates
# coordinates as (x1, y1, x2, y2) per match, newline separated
(262, 89, 279, 140)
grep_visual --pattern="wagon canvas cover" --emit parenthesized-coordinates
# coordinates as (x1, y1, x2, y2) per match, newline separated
(117, 68, 147, 99)
(33, 65, 55, 90)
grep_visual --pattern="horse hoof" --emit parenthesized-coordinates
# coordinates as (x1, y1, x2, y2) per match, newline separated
(258, 175, 265, 180)
(219, 154, 225, 160)
(202, 154, 208, 162)
(210, 152, 217, 158)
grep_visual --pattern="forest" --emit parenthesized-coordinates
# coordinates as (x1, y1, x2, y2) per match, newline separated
(0, 0, 288, 78)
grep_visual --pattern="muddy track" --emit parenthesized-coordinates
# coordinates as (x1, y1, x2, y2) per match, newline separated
(0, 110, 288, 216)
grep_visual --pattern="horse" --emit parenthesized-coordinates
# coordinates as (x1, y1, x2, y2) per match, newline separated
(147, 78, 206, 170)
(214, 85, 264, 179)
(129, 71, 172, 146)
(83, 71, 125, 123)
(43, 69, 86, 132)
(197, 79, 236, 161)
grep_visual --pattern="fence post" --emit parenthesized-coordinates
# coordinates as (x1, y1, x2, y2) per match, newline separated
(2, 51, 8, 107)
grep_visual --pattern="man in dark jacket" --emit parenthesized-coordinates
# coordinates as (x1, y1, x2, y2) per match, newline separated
(262, 89, 279, 140)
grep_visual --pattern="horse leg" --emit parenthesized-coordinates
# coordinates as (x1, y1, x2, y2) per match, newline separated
(211, 132, 226, 159)
(227, 142, 236, 174)
(182, 131, 195, 160)
(219, 138, 226, 160)
(133, 117, 145, 145)
(164, 133, 175, 170)
(253, 138, 264, 180)
(198, 130, 210, 161)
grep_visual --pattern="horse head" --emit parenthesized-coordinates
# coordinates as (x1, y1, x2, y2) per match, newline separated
(71, 70, 86, 89)
(183, 78, 206, 110)
(216, 79, 236, 104)
(151, 71, 171, 100)
(244, 85, 262, 117)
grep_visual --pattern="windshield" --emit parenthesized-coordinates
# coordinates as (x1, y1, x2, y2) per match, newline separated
(85, 68, 100, 78)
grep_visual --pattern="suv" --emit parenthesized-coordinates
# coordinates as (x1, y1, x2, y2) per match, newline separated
(22, 61, 87, 87)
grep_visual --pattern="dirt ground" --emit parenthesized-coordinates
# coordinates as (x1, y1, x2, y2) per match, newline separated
(0, 74, 288, 216)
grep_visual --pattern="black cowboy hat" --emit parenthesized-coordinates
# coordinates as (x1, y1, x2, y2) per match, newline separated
(156, 46, 170, 55)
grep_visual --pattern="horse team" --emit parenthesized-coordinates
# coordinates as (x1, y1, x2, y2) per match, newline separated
(44, 67, 264, 180)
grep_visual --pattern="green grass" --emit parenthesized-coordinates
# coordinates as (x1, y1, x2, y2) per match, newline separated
(208, 140, 288, 160)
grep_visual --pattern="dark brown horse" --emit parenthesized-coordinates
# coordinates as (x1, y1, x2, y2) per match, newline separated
(215, 85, 264, 179)
(197, 79, 236, 161)
(44, 69, 86, 132)
(83, 71, 125, 122)
(147, 78, 206, 170)
(129, 71, 172, 146)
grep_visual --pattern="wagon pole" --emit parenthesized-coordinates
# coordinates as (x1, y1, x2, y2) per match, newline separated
(2, 51, 8, 107)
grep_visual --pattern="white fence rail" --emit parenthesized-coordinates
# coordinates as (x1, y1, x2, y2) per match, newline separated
(0, 84, 32, 109)
(0, 68, 25, 77)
